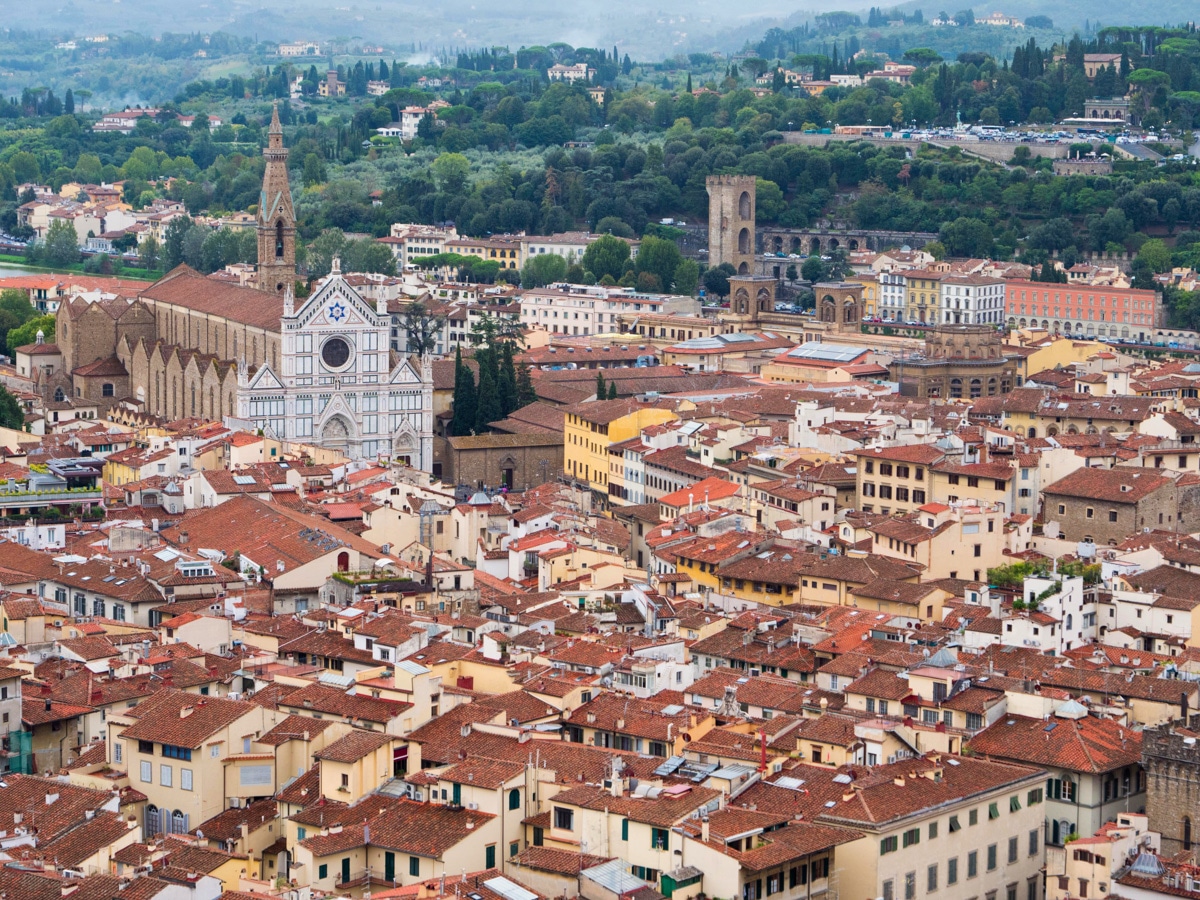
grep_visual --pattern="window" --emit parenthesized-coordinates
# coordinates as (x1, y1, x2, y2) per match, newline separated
(1010, 795, 1021, 812)
(486, 845, 496, 869)
(162, 744, 192, 761)
(967, 713, 983, 730)
(651, 827, 669, 850)
(1008, 836, 1018, 863)
(928, 864, 938, 893)
(929, 821, 938, 839)
(114, 743, 122, 764)
(987, 844, 997, 871)
(211, 745, 221, 758)
(319, 864, 328, 881)
(947, 858, 958, 885)
(409, 856, 420, 877)
(160, 765, 172, 787)
(1108, 510, 1117, 522)
(622, 819, 629, 841)
(880, 835, 899, 855)
(903, 828, 920, 848)
(883, 880, 894, 900)
(969, 809, 979, 826)
(1029, 829, 1039, 856)
(1027, 788, 1043, 806)
(509, 789, 520, 810)
(140, 761, 151, 783)
(968, 851, 978, 878)
(138, 740, 154, 755)
(948, 815, 961, 833)
(767, 874, 782, 895)
(554, 807, 574, 831)
(181, 769, 192, 791)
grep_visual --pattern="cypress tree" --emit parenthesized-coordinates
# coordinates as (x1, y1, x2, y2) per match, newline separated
(451, 348, 477, 436)
(596, 371, 607, 399)
(515, 363, 536, 409)
(607, 381, 618, 400)
(497, 341, 517, 416)
(474, 363, 501, 433)
(686, 73, 692, 93)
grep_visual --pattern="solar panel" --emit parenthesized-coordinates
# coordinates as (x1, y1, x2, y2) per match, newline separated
(654, 755, 686, 776)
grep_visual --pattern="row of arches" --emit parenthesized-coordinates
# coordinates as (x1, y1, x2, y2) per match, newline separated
(927, 376, 1011, 399)
(1009, 318, 1138, 340)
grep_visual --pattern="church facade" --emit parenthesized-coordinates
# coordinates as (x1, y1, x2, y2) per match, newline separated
(49, 104, 434, 464)
(235, 262, 434, 467)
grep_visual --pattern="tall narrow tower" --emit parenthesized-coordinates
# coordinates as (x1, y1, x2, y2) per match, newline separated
(256, 104, 296, 295)
(705, 175, 756, 275)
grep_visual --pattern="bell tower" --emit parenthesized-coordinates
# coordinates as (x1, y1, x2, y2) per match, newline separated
(706, 175, 756, 275)
(256, 104, 296, 295)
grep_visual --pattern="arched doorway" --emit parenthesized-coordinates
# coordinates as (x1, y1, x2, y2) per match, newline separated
(321, 415, 352, 453)
(738, 228, 751, 254)
(738, 191, 751, 219)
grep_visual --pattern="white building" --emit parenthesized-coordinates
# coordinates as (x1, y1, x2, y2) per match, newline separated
(236, 261, 434, 466)
(547, 63, 593, 82)
(941, 274, 1007, 325)
(878, 271, 908, 322)
(521, 232, 639, 264)
(278, 41, 321, 56)
(382, 223, 458, 267)
(519, 284, 699, 337)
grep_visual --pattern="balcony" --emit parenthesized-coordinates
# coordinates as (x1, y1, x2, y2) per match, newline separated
(0, 486, 104, 511)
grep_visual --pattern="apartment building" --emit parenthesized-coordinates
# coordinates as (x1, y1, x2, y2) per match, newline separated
(941, 273, 1007, 325)
(520, 284, 699, 337)
(112, 690, 269, 834)
(1006, 280, 1159, 342)
(854, 444, 947, 513)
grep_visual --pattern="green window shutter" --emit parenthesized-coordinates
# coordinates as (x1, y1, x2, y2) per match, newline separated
(622, 819, 629, 841)
(486, 845, 496, 869)
(410, 856, 420, 877)
(318, 865, 327, 880)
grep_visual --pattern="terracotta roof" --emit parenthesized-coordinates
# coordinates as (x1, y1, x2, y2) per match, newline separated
(313, 729, 393, 762)
(1043, 467, 1172, 503)
(118, 691, 257, 748)
(140, 266, 284, 331)
(967, 712, 1141, 774)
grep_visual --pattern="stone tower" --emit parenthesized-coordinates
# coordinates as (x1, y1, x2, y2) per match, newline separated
(726, 275, 775, 326)
(256, 104, 296, 295)
(706, 175, 756, 275)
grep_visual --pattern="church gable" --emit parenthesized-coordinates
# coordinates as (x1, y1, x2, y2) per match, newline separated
(295, 274, 380, 330)
(389, 359, 421, 384)
(245, 363, 283, 391)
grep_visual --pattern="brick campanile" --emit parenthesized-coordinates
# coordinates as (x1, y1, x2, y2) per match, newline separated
(256, 104, 297, 295)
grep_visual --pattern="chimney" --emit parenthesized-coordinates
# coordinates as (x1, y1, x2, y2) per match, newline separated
(240, 822, 249, 839)
(179, 530, 189, 546)
(1183, 692, 1190, 722)
(45, 791, 59, 805)
(180, 705, 194, 718)
(700, 818, 710, 842)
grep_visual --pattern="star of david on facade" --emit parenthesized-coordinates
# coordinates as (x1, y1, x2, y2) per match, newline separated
(328, 302, 347, 323)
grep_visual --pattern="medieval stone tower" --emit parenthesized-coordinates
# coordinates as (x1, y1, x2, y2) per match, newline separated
(256, 104, 297, 295)
(706, 175, 756, 275)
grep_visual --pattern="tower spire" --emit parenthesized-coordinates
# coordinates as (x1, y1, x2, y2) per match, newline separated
(257, 102, 296, 295)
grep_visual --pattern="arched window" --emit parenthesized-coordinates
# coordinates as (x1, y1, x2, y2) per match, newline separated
(1185, 816, 1193, 851)
(275, 220, 285, 259)
(337, 551, 350, 572)
(54, 387, 65, 402)
(738, 191, 751, 219)
(509, 788, 520, 810)
(737, 228, 751, 254)
(1065, 614, 1073, 631)
(102, 383, 114, 397)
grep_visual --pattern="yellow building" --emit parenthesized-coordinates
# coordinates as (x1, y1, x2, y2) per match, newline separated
(563, 399, 676, 498)
(854, 444, 947, 514)
(851, 272, 880, 318)
(904, 270, 944, 324)
(444, 236, 524, 272)
(1015, 335, 1109, 383)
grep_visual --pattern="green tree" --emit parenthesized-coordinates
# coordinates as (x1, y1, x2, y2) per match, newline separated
(635, 235, 682, 293)
(162, 216, 194, 270)
(302, 153, 327, 187)
(6, 314, 55, 354)
(0, 385, 23, 431)
(703, 263, 735, 298)
(42, 219, 80, 268)
(801, 255, 827, 283)
(433, 152, 471, 193)
(343, 239, 397, 276)
(451, 348, 477, 436)
(580, 235, 631, 282)
(522, 252, 569, 287)
(939, 217, 994, 258)
(139, 234, 161, 271)
(0, 289, 37, 349)
(673, 259, 700, 297)
(306, 229, 348, 278)
(1137, 239, 1172, 274)
(497, 341, 518, 416)
(515, 363, 537, 409)
(474, 359, 501, 433)
(397, 301, 446, 355)
(596, 371, 607, 399)
(607, 381, 617, 400)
